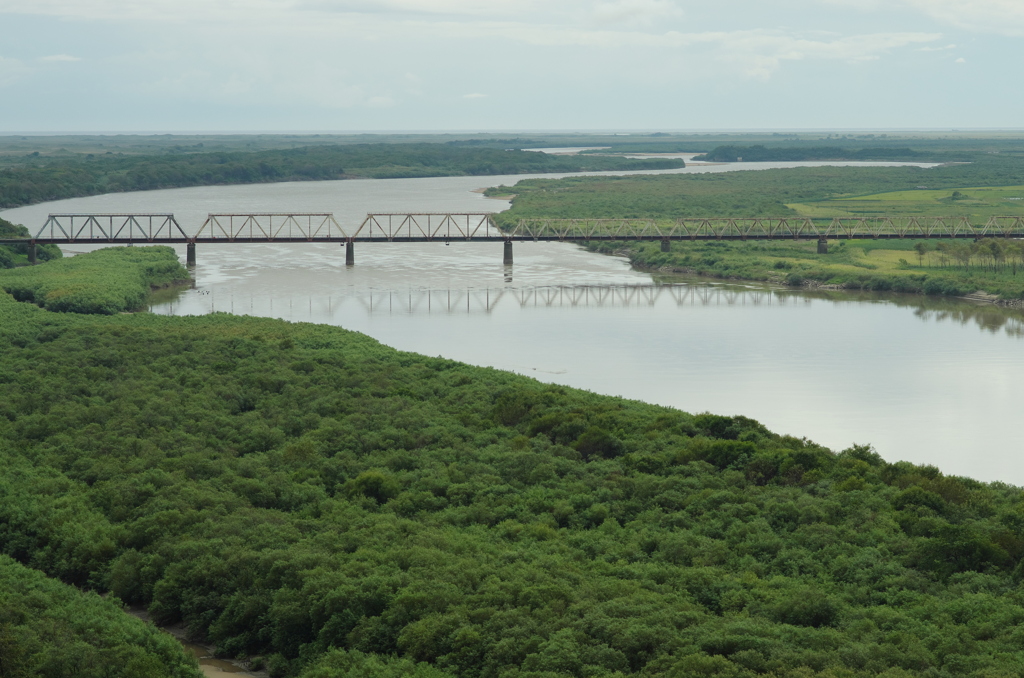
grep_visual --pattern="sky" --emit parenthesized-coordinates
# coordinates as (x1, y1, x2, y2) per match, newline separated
(0, 0, 1021, 131)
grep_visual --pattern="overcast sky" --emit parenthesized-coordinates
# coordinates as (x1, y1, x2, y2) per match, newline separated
(0, 0, 1021, 132)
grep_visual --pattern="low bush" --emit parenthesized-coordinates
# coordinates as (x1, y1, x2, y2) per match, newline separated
(0, 246, 188, 313)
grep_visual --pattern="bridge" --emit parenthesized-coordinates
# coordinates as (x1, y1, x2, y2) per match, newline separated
(4, 212, 1024, 265)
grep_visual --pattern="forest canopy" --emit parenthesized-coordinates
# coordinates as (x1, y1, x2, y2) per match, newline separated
(3, 249, 1024, 677)
(0, 554, 202, 678)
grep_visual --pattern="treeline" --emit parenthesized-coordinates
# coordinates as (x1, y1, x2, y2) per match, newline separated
(693, 145, 928, 162)
(0, 555, 202, 678)
(5, 250, 1024, 676)
(0, 143, 684, 209)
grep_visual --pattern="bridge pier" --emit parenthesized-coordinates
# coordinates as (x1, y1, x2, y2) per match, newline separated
(345, 241, 355, 266)
(661, 239, 671, 253)
(28, 242, 37, 265)
(503, 240, 513, 265)
(817, 238, 828, 254)
(186, 242, 197, 267)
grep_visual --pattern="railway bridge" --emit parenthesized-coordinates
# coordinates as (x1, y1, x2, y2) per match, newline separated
(4, 212, 1024, 266)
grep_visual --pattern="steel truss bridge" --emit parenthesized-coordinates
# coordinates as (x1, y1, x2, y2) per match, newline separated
(5, 212, 1024, 265)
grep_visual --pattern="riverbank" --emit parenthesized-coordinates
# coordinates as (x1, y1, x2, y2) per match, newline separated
(5, 250, 1024, 677)
(586, 238, 1024, 300)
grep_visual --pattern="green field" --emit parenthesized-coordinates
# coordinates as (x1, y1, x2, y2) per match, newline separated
(790, 185, 1024, 219)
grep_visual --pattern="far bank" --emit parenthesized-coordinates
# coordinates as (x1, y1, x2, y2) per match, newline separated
(585, 237, 1024, 302)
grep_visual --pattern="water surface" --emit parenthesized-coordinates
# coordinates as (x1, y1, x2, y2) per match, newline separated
(7, 161, 1016, 484)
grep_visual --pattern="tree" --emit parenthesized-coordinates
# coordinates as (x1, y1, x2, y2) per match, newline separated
(913, 241, 929, 267)
(950, 242, 974, 271)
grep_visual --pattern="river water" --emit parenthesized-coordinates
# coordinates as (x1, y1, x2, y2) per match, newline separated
(6, 160, 1023, 485)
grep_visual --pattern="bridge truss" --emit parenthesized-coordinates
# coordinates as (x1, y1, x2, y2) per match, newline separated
(8, 213, 1024, 245)
(34, 214, 188, 242)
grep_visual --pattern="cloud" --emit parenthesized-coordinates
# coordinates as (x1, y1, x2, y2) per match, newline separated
(955, 57, 966, 62)
(904, 0, 1024, 36)
(593, 0, 683, 26)
(0, 55, 31, 86)
(462, 93, 486, 99)
(297, 0, 532, 16)
(39, 54, 81, 62)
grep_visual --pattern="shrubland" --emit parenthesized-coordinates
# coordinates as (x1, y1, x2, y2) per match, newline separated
(0, 555, 202, 678)
(489, 159, 1024, 222)
(0, 245, 188, 313)
(3, 250, 1024, 677)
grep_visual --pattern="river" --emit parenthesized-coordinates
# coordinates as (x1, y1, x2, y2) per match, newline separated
(6, 159, 1023, 485)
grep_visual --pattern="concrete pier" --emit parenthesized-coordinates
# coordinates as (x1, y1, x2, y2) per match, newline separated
(661, 239, 671, 253)
(503, 240, 513, 265)
(28, 242, 37, 265)
(817, 238, 828, 254)
(186, 242, 197, 267)
(345, 241, 355, 266)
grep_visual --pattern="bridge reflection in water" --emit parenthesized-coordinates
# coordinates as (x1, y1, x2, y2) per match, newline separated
(161, 284, 805, 318)
(153, 282, 1024, 339)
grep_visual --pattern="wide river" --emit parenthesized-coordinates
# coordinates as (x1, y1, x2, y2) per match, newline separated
(5, 160, 1023, 486)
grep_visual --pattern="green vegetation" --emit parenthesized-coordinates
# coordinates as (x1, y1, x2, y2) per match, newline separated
(491, 157, 1024, 298)
(588, 238, 1024, 299)
(0, 554, 202, 678)
(0, 246, 188, 314)
(692, 146, 929, 163)
(489, 159, 1024, 222)
(6, 251, 1024, 676)
(6, 130, 1024, 163)
(789, 185, 1024, 220)
(0, 217, 61, 268)
(0, 143, 683, 209)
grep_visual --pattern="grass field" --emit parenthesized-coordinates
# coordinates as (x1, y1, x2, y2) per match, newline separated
(789, 185, 1024, 219)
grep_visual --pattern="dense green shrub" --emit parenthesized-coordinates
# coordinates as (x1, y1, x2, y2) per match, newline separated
(0, 555, 201, 678)
(0, 246, 187, 313)
(4, 260, 1024, 677)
